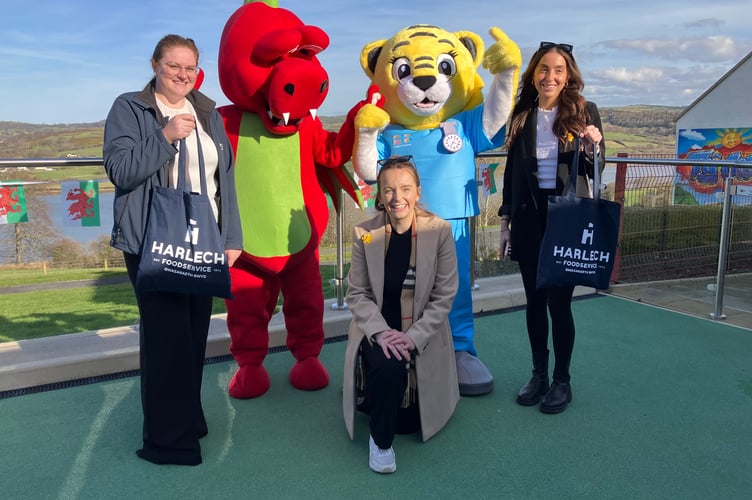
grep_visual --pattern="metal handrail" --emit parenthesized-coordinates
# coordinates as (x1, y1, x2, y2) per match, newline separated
(0, 158, 104, 167)
(476, 150, 752, 170)
(3, 155, 751, 170)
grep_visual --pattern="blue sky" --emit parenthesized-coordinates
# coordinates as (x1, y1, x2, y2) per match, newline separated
(2, 0, 750, 124)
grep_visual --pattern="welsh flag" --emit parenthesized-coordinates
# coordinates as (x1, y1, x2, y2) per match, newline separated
(480, 163, 500, 197)
(0, 182, 28, 224)
(61, 180, 100, 226)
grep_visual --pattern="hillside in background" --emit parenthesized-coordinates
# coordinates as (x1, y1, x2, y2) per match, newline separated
(600, 105, 680, 155)
(0, 105, 682, 159)
(0, 121, 105, 158)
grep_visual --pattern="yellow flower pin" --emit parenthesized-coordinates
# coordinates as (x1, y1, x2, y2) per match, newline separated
(566, 132, 574, 143)
(361, 232, 372, 245)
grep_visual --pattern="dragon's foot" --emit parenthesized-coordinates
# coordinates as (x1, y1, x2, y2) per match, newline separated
(228, 364, 270, 399)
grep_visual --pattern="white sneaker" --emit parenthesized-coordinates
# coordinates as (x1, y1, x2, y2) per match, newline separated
(369, 435, 396, 473)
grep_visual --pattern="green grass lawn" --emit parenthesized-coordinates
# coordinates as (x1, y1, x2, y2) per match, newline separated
(0, 264, 350, 342)
(0, 283, 140, 342)
(1, 267, 128, 287)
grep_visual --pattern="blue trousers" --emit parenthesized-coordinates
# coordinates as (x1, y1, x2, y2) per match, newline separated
(449, 218, 476, 355)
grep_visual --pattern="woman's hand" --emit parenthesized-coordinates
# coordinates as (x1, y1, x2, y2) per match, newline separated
(225, 249, 242, 268)
(500, 227, 511, 260)
(580, 125, 602, 147)
(374, 329, 416, 361)
(162, 113, 196, 144)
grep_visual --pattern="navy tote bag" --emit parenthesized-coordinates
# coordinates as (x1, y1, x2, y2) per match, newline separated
(135, 131, 232, 298)
(536, 138, 621, 290)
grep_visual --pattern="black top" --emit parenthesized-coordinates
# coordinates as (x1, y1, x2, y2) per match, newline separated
(381, 228, 411, 331)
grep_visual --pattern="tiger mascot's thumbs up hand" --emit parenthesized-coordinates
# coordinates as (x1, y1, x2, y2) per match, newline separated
(481, 26, 521, 138)
(482, 27, 522, 75)
(353, 85, 390, 182)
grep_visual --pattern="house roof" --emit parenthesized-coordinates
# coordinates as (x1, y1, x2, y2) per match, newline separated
(676, 50, 752, 121)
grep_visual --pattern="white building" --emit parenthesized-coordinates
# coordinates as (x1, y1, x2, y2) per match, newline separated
(673, 50, 752, 205)
(675, 50, 752, 133)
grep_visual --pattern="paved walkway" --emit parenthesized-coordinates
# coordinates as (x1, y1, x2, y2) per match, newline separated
(607, 273, 752, 330)
(4, 296, 751, 499)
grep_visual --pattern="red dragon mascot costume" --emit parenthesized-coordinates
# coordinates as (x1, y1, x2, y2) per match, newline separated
(218, 0, 374, 398)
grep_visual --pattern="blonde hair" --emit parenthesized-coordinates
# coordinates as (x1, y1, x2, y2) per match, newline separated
(374, 159, 421, 212)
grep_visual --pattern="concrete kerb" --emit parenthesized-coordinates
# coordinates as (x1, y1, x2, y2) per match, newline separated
(0, 274, 595, 393)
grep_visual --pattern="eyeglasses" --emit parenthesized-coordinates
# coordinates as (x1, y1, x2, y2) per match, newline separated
(539, 42, 573, 54)
(161, 62, 199, 77)
(378, 155, 415, 169)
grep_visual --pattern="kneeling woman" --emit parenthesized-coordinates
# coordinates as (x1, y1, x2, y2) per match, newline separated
(343, 156, 459, 474)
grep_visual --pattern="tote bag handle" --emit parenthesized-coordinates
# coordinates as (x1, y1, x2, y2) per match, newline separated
(176, 124, 208, 196)
(566, 135, 600, 200)
(566, 135, 581, 198)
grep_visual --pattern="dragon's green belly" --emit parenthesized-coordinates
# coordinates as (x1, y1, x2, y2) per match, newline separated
(235, 114, 310, 257)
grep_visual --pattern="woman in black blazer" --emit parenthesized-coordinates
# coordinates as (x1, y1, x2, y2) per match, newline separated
(498, 42, 605, 414)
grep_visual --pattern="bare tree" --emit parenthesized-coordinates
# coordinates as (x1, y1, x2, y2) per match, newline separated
(0, 190, 63, 265)
(87, 234, 124, 268)
(48, 237, 86, 268)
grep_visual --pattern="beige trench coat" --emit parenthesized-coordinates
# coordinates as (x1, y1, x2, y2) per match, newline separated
(342, 211, 460, 442)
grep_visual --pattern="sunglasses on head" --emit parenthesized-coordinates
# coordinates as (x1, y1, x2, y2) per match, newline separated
(377, 155, 415, 169)
(539, 41, 573, 54)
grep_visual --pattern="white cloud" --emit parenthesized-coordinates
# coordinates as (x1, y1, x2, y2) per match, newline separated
(601, 36, 740, 62)
(583, 60, 740, 107)
(596, 67, 666, 84)
(684, 18, 725, 29)
(681, 129, 707, 141)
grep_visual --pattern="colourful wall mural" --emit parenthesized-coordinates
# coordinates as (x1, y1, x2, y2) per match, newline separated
(675, 128, 752, 205)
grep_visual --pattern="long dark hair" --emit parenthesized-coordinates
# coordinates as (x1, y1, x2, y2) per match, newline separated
(505, 45, 588, 148)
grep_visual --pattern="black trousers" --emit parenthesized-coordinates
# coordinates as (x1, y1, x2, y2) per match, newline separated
(125, 252, 212, 464)
(517, 187, 576, 382)
(359, 338, 420, 449)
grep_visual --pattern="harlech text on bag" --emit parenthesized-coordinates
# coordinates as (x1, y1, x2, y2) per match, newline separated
(148, 218, 226, 274)
(550, 222, 612, 274)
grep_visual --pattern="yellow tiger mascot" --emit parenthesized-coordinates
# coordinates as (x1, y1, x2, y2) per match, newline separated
(353, 24, 521, 395)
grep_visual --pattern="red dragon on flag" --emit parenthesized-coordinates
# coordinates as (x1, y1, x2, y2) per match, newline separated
(66, 187, 95, 221)
(61, 180, 100, 226)
(0, 184, 27, 224)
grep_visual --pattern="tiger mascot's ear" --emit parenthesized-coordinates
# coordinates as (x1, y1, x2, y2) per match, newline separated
(361, 39, 387, 78)
(454, 31, 484, 69)
(454, 30, 486, 108)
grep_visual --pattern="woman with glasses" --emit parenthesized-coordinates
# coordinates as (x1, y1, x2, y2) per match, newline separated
(498, 42, 605, 414)
(343, 156, 459, 473)
(104, 34, 242, 465)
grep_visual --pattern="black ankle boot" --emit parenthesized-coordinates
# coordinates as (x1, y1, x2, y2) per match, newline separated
(540, 381, 572, 414)
(516, 351, 549, 406)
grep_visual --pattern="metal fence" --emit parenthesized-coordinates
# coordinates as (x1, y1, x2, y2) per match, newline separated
(609, 154, 752, 283)
(2, 154, 751, 318)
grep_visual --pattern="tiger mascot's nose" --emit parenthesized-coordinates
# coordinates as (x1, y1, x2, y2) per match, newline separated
(412, 75, 436, 91)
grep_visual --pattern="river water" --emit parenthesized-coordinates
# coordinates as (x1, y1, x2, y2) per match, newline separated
(40, 191, 115, 247)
